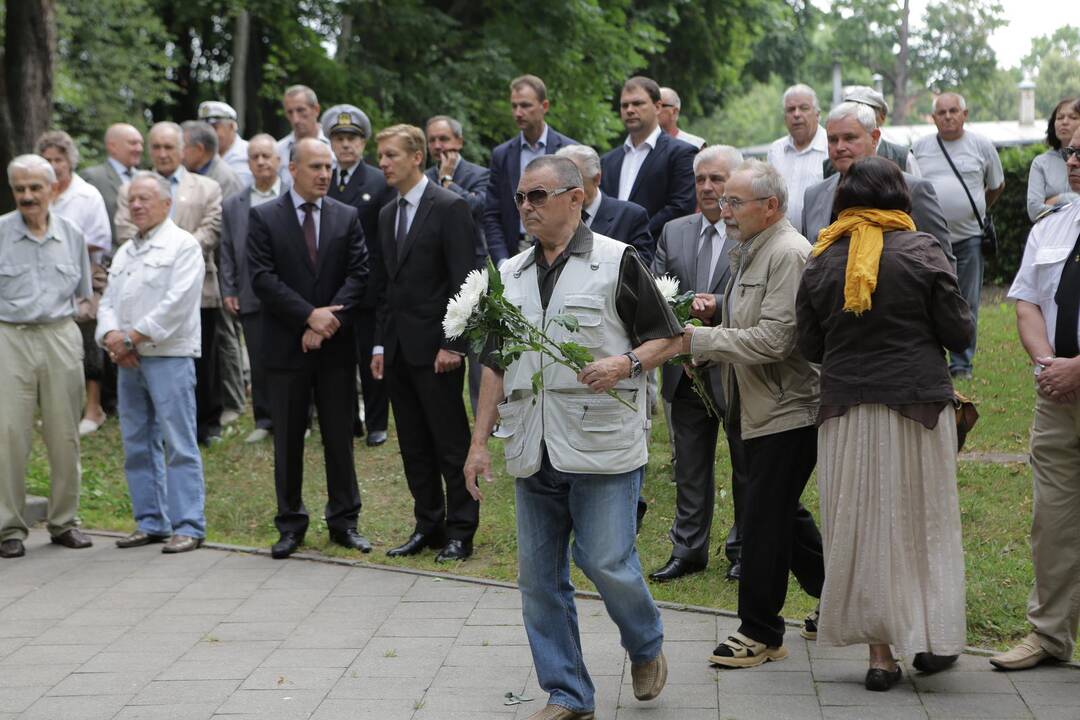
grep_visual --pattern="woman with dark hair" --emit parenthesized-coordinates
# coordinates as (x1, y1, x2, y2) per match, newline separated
(796, 156, 974, 692)
(1027, 97, 1080, 221)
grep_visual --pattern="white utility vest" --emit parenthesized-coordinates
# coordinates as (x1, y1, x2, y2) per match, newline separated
(497, 232, 648, 478)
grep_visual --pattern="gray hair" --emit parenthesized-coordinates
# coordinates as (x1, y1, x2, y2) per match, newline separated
(149, 121, 184, 150)
(247, 133, 277, 154)
(826, 101, 877, 134)
(736, 159, 788, 214)
(782, 84, 820, 112)
(523, 155, 583, 189)
(181, 120, 218, 154)
(660, 87, 681, 109)
(933, 92, 967, 112)
(425, 115, 464, 139)
(130, 170, 172, 200)
(554, 144, 601, 179)
(693, 144, 743, 173)
(284, 84, 318, 106)
(8, 154, 57, 184)
(35, 130, 81, 169)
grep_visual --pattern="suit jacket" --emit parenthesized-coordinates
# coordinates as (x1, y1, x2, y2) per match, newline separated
(80, 162, 124, 246)
(801, 171, 955, 266)
(599, 131, 696, 242)
(652, 213, 734, 410)
(374, 181, 476, 366)
(426, 158, 490, 265)
(115, 170, 224, 307)
(329, 162, 395, 309)
(483, 126, 577, 264)
(247, 193, 369, 370)
(588, 193, 653, 265)
(219, 187, 261, 313)
(203, 156, 245, 200)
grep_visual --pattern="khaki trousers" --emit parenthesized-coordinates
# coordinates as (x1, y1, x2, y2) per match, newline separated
(0, 319, 84, 541)
(1027, 393, 1080, 659)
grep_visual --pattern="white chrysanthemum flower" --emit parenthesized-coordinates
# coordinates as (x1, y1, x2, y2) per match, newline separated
(442, 295, 473, 340)
(457, 268, 489, 310)
(655, 275, 680, 302)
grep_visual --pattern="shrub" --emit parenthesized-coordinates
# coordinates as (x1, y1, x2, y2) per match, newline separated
(985, 143, 1047, 284)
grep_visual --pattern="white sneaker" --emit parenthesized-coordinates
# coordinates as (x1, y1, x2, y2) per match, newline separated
(220, 410, 242, 426)
(244, 428, 270, 443)
(78, 417, 104, 436)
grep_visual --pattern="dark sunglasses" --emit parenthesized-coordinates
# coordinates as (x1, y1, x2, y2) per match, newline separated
(514, 186, 576, 207)
(1063, 146, 1080, 160)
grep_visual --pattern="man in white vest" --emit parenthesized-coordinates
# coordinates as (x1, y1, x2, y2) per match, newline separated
(464, 155, 682, 720)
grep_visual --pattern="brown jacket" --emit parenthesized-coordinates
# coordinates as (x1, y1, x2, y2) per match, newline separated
(795, 229, 972, 408)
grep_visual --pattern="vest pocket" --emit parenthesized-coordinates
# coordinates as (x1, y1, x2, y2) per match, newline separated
(562, 394, 638, 452)
(560, 293, 605, 348)
(495, 397, 527, 460)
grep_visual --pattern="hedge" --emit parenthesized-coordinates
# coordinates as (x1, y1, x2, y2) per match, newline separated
(985, 143, 1047, 285)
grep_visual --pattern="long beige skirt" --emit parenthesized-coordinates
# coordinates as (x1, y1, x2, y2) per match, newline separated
(817, 404, 966, 657)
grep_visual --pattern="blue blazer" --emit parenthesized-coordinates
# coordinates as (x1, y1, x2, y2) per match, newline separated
(483, 126, 578, 263)
(426, 158, 490, 266)
(599, 131, 697, 240)
(588, 193, 654, 265)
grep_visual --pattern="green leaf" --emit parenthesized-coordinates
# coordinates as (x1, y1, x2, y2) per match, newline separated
(559, 341, 594, 368)
(531, 369, 544, 397)
(486, 258, 504, 296)
(548, 314, 581, 332)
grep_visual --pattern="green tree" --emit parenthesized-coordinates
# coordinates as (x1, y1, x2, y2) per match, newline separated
(916, 0, 1005, 92)
(692, 75, 790, 148)
(1021, 25, 1080, 73)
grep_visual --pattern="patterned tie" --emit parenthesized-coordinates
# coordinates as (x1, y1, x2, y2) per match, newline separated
(696, 225, 718, 292)
(1053, 230, 1080, 358)
(338, 168, 348, 193)
(301, 202, 318, 266)
(396, 197, 409, 248)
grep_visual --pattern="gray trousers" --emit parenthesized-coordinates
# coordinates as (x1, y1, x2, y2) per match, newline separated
(216, 308, 246, 414)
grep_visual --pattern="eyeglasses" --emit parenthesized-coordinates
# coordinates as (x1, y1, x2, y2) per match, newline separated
(718, 196, 773, 210)
(660, 103, 677, 109)
(514, 186, 576, 207)
(1063, 146, 1080, 160)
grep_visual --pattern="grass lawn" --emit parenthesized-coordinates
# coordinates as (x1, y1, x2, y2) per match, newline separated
(24, 290, 1066, 657)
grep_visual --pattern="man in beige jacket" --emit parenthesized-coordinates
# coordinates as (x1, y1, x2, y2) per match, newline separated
(115, 121, 224, 445)
(682, 159, 824, 672)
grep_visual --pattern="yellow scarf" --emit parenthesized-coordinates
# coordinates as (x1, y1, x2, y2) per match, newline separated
(812, 207, 915, 315)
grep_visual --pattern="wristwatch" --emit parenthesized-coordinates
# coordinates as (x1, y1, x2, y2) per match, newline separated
(623, 351, 643, 378)
(440, 175, 453, 186)
(122, 334, 135, 351)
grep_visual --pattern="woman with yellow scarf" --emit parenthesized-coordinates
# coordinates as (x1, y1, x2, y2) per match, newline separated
(795, 157, 973, 691)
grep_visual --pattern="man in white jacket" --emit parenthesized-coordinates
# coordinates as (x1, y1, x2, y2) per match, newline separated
(96, 172, 207, 554)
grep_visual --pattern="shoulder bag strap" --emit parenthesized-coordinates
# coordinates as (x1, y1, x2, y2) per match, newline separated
(935, 135, 985, 232)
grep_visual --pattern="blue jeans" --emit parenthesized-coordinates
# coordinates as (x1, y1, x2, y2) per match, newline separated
(118, 357, 206, 538)
(516, 454, 663, 712)
(950, 236, 982, 375)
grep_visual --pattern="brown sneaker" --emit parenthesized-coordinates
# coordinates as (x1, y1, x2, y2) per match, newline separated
(162, 535, 203, 554)
(525, 704, 594, 720)
(989, 633, 1057, 671)
(631, 649, 668, 701)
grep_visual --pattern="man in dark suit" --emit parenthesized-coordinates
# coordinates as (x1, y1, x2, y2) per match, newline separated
(247, 138, 372, 560)
(483, 75, 578, 265)
(80, 123, 143, 245)
(371, 124, 478, 563)
(323, 104, 395, 446)
(220, 134, 284, 444)
(649, 145, 749, 582)
(802, 101, 955, 266)
(600, 76, 696, 245)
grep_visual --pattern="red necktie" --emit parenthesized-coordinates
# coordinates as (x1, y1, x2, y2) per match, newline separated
(301, 202, 317, 266)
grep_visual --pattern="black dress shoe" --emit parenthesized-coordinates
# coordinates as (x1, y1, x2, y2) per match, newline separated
(386, 532, 445, 557)
(50, 528, 93, 549)
(865, 666, 903, 691)
(0, 539, 25, 558)
(329, 528, 372, 553)
(913, 652, 958, 674)
(726, 558, 742, 581)
(271, 532, 304, 559)
(365, 430, 388, 447)
(648, 557, 706, 582)
(435, 539, 472, 562)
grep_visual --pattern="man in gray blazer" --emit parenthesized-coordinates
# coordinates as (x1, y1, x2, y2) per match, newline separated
(801, 102, 955, 266)
(80, 123, 143, 246)
(650, 145, 748, 582)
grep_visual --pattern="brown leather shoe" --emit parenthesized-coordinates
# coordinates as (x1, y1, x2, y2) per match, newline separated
(116, 531, 171, 548)
(0, 539, 25, 558)
(525, 704, 595, 720)
(50, 528, 93, 549)
(161, 535, 203, 554)
(631, 649, 667, 701)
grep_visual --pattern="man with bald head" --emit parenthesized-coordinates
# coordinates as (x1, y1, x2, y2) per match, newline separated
(248, 138, 372, 560)
(658, 87, 706, 150)
(81, 123, 143, 244)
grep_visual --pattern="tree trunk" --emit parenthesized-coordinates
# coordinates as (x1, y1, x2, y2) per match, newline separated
(230, 10, 251, 133)
(336, 13, 353, 63)
(0, 0, 56, 212)
(892, 0, 911, 125)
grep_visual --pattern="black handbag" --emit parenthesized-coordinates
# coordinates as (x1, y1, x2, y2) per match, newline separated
(936, 136, 997, 255)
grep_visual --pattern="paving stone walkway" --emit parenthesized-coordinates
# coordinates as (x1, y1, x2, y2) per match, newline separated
(0, 530, 1077, 720)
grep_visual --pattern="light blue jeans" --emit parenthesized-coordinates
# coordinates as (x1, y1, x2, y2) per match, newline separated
(118, 357, 206, 538)
(516, 454, 663, 712)
(949, 236, 982, 375)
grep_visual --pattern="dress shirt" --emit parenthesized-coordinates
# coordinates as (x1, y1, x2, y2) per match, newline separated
(698, 215, 726, 289)
(220, 136, 253, 188)
(766, 125, 828, 227)
(54, 173, 113, 260)
(617, 125, 662, 202)
(674, 129, 707, 150)
(251, 178, 282, 207)
(289, 188, 323, 248)
(0, 210, 92, 324)
(394, 175, 430, 239)
(107, 157, 135, 183)
(518, 125, 550, 233)
(95, 218, 205, 357)
(582, 191, 603, 227)
(1008, 200, 1080, 356)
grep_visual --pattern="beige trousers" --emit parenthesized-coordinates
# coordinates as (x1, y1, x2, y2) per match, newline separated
(0, 319, 84, 541)
(1027, 393, 1080, 659)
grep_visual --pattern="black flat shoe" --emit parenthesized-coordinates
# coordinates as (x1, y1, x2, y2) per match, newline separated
(386, 532, 445, 558)
(648, 557, 706, 582)
(271, 532, 304, 559)
(865, 666, 902, 691)
(435, 538, 472, 562)
(329, 528, 372, 553)
(725, 558, 742, 581)
(913, 652, 958, 674)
